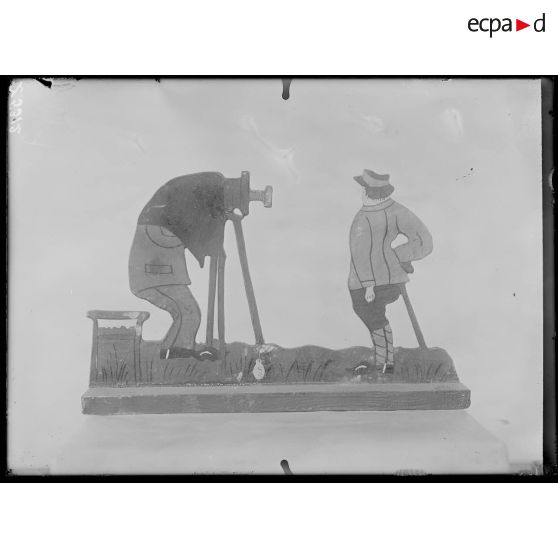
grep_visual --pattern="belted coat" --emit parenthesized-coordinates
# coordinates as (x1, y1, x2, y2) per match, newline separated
(129, 172, 226, 294)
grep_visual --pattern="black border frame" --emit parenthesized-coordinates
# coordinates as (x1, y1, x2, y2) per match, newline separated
(2, 76, 556, 481)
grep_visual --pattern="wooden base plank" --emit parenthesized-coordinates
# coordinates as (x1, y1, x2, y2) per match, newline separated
(82, 382, 471, 415)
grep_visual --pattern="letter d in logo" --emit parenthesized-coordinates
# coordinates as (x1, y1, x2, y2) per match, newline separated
(534, 13, 546, 32)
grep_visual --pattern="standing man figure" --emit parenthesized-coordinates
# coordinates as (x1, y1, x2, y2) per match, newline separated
(349, 169, 433, 374)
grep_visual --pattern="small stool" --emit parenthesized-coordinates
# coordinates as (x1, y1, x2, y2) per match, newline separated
(87, 310, 150, 385)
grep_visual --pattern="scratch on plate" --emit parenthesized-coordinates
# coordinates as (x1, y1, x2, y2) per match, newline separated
(240, 114, 298, 179)
(442, 107, 464, 142)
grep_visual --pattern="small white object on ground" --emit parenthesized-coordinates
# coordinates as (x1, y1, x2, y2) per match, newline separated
(252, 359, 265, 380)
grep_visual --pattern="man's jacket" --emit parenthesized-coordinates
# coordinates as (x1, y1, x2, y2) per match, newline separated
(129, 172, 226, 295)
(348, 199, 433, 290)
(137, 172, 226, 267)
(128, 224, 190, 295)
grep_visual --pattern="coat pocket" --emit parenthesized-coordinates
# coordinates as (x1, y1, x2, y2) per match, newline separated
(145, 264, 173, 274)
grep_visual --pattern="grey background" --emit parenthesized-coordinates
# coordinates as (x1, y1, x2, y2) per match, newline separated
(8, 78, 543, 471)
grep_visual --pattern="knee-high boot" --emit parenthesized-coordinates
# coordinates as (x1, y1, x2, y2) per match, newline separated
(371, 322, 394, 368)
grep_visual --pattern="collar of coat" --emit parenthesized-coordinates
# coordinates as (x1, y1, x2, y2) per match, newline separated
(360, 199, 394, 212)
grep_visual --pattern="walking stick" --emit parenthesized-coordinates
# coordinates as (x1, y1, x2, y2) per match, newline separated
(400, 283, 427, 349)
(232, 218, 265, 345)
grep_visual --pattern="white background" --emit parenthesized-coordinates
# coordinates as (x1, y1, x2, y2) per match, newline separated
(1, 1, 557, 74)
(2, 1, 556, 557)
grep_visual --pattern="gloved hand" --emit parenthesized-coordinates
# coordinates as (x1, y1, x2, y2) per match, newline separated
(401, 261, 414, 273)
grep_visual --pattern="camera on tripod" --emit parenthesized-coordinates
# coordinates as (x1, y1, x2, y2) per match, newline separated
(204, 172, 273, 370)
(224, 171, 273, 217)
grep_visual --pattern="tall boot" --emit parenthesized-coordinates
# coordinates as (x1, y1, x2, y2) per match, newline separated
(371, 322, 394, 374)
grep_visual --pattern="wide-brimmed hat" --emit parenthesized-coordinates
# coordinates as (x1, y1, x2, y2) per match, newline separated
(353, 169, 394, 199)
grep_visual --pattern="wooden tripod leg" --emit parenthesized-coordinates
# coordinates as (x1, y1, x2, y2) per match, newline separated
(205, 255, 218, 347)
(217, 251, 227, 371)
(232, 218, 265, 345)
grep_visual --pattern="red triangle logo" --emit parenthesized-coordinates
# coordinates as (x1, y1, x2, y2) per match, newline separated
(516, 19, 530, 31)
